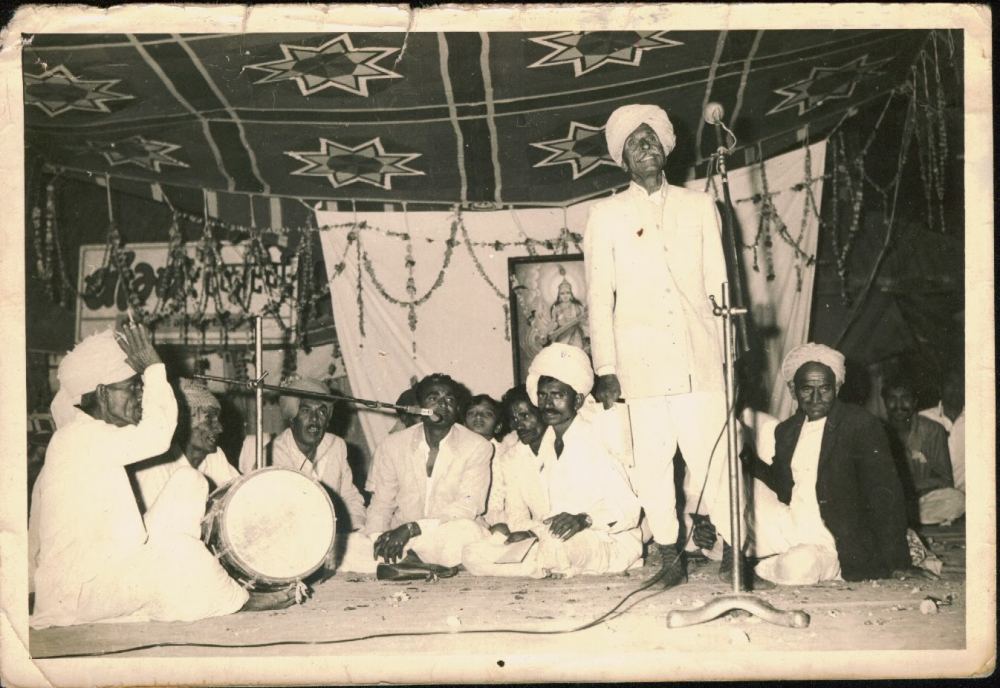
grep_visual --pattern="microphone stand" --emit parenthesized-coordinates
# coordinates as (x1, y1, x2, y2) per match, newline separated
(666, 116, 809, 630)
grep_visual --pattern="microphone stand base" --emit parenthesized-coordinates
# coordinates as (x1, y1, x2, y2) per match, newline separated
(666, 593, 810, 629)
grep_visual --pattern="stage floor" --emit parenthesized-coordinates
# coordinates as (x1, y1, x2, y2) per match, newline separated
(29, 525, 966, 660)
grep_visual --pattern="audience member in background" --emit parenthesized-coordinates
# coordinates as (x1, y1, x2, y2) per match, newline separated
(30, 325, 291, 629)
(131, 379, 240, 513)
(389, 387, 421, 434)
(462, 344, 642, 579)
(480, 386, 546, 530)
(365, 374, 491, 568)
(919, 367, 966, 492)
(238, 376, 374, 573)
(882, 376, 965, 526)
(464, 393, 506, 449)
(742, 344, 915, 585)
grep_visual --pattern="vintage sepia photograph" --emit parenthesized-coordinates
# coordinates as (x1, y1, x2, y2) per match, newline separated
(0, 4, 993, 686)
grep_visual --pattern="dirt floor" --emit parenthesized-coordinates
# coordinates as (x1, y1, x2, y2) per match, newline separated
(28, 524, 965, 661)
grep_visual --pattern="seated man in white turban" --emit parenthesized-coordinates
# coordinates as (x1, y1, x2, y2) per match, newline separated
(238, 376, 374, 574)
(130, 379, 240, 518)
(364, 373, 491, 568)
(461, 344, 642, 579)
(29, 325, 292, 629)
(742, 343, 914, 585)
(583, 103, 732, 588)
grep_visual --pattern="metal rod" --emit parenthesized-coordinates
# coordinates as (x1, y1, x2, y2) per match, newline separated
(254, 316, 264, 471)
(722, 283, 743, 594)
(193, 373, 418, 415)
(715, 148, 750, 355)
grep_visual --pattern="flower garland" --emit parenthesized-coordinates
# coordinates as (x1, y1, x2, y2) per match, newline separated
(459, 217, 512, 342)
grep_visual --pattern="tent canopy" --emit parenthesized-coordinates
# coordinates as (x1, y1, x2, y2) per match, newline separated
(24, 30, 931, 206)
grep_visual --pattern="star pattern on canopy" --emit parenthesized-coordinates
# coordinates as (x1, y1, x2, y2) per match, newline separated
(24, 65, 133, 117)
(531, 121, 618, 179)
(247, 34, 402, 97)
(768, 54, 892, 116)
(528, 31, 682, 77)
(84, 136, 189, 172)
(286, 137, 424, 190)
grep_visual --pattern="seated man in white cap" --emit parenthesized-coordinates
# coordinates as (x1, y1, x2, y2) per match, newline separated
(130, 378, 240, 517)
(461, 344, 642, 579)
(583, 102, 732, 588)
(364, 373, 491, 568)
(742, 343, 913, 585)
(237, 376, 373, 573)
(29, 324, 292, 629)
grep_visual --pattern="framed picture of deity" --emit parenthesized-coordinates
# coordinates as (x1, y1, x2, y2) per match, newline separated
(508, 254, 591, 385)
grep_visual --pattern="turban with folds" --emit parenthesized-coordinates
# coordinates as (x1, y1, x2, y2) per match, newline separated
(604, 104, 676, 166)
(279, 376, 332, 421)
(781, 343, 846, 387)
(178, 378, 220, 412)
(51, 328, 137, 428)
(526, 343, 595, 406)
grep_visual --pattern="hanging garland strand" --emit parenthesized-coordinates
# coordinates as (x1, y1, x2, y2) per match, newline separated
(458, 218, 512, 342)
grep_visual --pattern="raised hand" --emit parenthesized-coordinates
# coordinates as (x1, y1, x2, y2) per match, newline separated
(114, 322, 163, 374)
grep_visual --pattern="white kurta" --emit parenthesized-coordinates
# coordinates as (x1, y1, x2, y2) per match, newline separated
(239, 429, 367, 531)
(30, 364, 247, 629)
(583, 180, 732, 548)
(463, 415, 642, 578)
(132, 450, 240, 512)
(754, 418, 841, 586)
(364, 423, 491, 567)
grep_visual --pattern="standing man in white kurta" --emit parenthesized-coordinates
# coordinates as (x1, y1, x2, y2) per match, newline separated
(583, 104, 731, 588)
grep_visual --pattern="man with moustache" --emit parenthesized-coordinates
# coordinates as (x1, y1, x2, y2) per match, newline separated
(461, 344, 642, 579)
(583, 103, 732, 588)
(365, 373, 492, 567)
(744, 344, 914, 585)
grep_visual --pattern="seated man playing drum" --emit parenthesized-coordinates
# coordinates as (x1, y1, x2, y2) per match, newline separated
(130, 378, 241, 515)
(461, 344, 643, 579)
(365, 373, 492, 568)
(238, 375, 373, 574)
(29, 324, 293, 629)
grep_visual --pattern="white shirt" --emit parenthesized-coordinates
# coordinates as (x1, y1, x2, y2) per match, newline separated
(919, 404, 966, 491)
(505, 415, 641, 544)
(788, 418, 837, 549)
(30, 364, 177, 628)
(132, 450, 240, 512)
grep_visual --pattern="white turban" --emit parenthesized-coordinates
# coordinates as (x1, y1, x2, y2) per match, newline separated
(526, 343, 595, 405)
(51, 328, 136, 428)
(178, 378, 220, 412)
(279, 376, 332, 421)
(604, 104, 676, 166)
(781, 343, 846, 387)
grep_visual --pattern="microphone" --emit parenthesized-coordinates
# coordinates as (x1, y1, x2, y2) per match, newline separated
(703, 102, 725, 126)
(403, 405, 437, 418)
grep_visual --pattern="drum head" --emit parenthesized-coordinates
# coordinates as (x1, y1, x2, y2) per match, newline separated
(221, 468, 336, 582)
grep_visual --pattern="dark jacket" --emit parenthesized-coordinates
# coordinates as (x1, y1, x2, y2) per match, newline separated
(747, 400, 911, 581)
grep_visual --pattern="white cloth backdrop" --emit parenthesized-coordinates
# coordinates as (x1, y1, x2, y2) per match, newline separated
(317, 141, 825, 454)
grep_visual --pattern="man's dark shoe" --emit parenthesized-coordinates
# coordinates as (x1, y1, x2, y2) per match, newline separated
(719, 542, 776, 591)
(660, 545, 687, 589)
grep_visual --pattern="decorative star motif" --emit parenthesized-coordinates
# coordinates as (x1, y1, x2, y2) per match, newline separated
(531, 121, 617, 179)
(247, 34, 401, 97)
(286, 137, 423, 190)
(528, 31, 682, 77)
(85, 136, 189, 172)
(768, 55, 892, 116)
(24, 65, 133, 117)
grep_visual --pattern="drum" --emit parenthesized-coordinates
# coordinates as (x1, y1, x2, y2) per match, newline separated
(202, 467, 336, 591)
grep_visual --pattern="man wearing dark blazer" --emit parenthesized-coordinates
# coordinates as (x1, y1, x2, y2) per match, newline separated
(744, 344, 913, 584)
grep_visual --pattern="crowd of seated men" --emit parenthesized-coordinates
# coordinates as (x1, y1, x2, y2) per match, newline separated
(29, 324, 953, 630)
